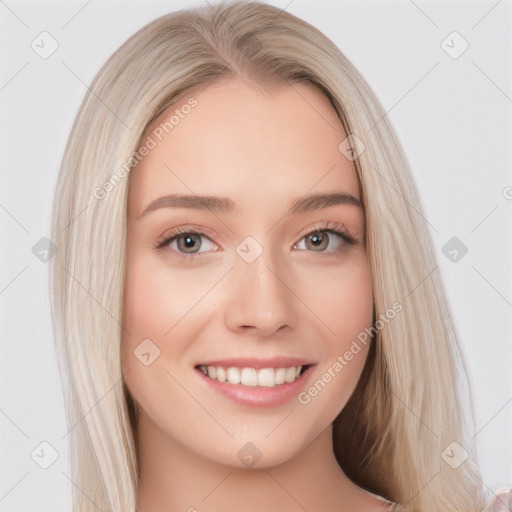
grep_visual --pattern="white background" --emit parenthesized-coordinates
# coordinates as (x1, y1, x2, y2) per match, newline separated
(0, 0, 511, 510)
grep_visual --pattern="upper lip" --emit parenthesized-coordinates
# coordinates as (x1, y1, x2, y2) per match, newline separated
(195, 357, 315, 369)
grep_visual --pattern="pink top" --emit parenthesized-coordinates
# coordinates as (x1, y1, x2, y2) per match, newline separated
(362, 489, 400, 510)
(383, 503, 401, 511)
(482, 489, 512, 511)
(369, 488, 512, 511)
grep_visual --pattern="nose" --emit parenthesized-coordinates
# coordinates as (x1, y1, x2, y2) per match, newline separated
(223, 247, 299, 337)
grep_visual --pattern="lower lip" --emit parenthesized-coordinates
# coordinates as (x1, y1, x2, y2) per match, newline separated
(196, 366, 315, 408)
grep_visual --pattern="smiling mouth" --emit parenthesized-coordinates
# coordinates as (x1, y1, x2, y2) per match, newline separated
(195, 364, 310, 387)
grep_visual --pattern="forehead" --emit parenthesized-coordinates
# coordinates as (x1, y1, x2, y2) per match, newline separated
(128, 78, 360, 212)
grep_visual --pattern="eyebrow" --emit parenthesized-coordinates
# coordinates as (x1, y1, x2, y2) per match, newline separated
(138, 192, 361, 218)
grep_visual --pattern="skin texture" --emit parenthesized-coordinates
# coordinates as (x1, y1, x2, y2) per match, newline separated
(122, 78, 388, 511)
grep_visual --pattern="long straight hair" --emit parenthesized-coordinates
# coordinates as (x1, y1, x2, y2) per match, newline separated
(49, 1, 486, 510)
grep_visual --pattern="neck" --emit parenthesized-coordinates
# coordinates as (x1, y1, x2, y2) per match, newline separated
(135, 410, 372, 512)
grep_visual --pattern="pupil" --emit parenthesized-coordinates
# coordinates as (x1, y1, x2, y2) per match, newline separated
(180, 234, 199, 252)
(309, 232, 327, 250)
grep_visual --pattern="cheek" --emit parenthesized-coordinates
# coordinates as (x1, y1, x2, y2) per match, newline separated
(297, 257, 373, 414)
(121, 252, 179, 379)
(121, 254, 198, 415)
(121, 251, 222, 390)
(122, 261, 165, 341)
(122, 252, 214, 341)
(302, 253, 374, 344)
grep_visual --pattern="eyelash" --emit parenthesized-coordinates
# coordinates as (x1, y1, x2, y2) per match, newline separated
(153, 221, 356, 260)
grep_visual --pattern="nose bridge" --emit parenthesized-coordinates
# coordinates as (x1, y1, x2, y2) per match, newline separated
(224, 235, 298, 335)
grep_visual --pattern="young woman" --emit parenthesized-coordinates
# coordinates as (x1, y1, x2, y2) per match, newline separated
(50, 1, 506, 510)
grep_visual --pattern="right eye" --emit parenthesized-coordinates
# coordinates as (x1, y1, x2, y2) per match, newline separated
(154, 228, 220, 258)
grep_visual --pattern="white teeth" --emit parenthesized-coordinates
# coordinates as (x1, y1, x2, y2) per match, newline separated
(226, 367, 241, 384)
(199, 365, 305, 386)
(285, 366, 296, 383)
(240, 368, 257, 386)
(257, 368, 276, 387)
(275, 367, 285, 385)
(216, 367, 226, 382)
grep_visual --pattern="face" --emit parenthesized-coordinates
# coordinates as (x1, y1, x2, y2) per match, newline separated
(122, 78, 374, 468)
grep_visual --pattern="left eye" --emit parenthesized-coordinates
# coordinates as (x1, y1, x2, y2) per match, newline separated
(293, 229, 349, 252)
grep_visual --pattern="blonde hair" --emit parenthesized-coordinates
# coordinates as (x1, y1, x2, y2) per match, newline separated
(49, 1, 486, 510)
